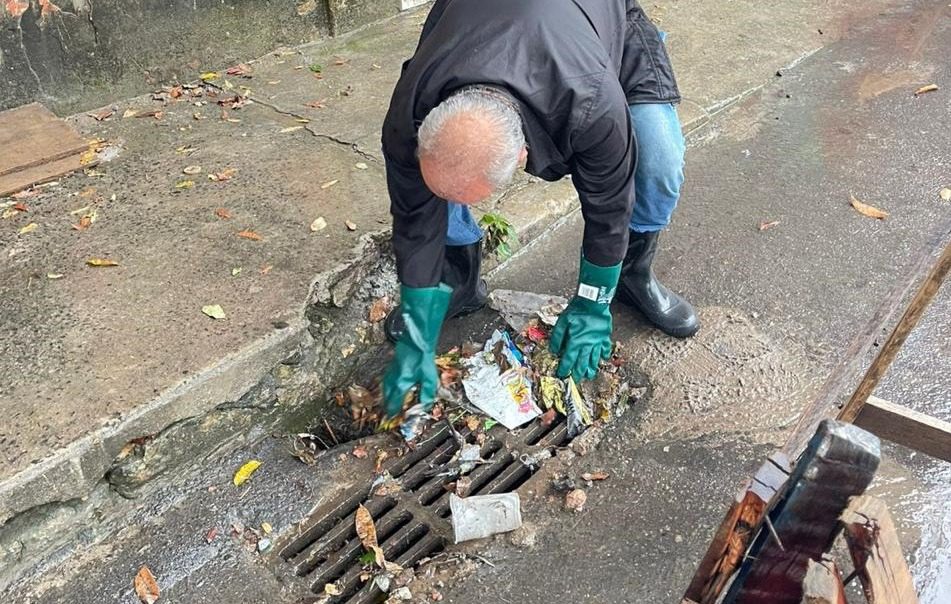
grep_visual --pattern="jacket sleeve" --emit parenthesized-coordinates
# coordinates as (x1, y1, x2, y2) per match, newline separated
(385, 156, 447, 288)
(570, 72, 637, 268)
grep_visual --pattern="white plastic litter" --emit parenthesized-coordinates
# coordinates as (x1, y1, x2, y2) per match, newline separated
(461, 330, 541, 430)
(450, 493, 523, 543)
(488, 289, 568, 331)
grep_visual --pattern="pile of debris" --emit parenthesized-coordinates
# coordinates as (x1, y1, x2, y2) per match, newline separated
(385, 289, 640, 444)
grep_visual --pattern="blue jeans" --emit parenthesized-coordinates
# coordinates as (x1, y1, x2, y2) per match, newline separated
(447, 103, 686, 243)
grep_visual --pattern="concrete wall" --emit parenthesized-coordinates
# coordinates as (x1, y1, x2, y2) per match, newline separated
(0, 0, 404, 115)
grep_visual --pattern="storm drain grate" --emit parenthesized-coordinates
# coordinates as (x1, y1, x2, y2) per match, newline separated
(279, 417, 571, 603)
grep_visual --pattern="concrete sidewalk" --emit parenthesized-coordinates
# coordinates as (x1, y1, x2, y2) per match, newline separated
(0, 0, 904, 590)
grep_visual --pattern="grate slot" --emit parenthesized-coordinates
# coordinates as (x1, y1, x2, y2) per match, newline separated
(281, 489, 386, 561)
(401, 438, 461, 492)
(327, 521, 431, 600)
(415, 440, 505, 507)
(343, 532, 446, 604)
(523, 414, 566, 445)
(537, 421, 569, 447)
(476, 459, 533, 495)
(306, 509, 414, 587)
(290, 498, 397, 575)
(432, 449, 516, 517)
(388, 426, 454, 479)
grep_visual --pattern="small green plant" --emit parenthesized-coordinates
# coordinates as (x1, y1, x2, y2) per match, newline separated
(308, 63, 323, 73)
(479, 212, 518, 260)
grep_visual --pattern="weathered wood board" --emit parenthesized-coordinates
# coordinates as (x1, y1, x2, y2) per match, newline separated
(841, 495, 919, 604)
(854, 396, 951, 463)
(722, 421, 880, 603)
(0, 103, 90, 196)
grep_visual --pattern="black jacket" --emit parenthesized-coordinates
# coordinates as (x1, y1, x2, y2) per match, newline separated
(382, 0, 680, 287)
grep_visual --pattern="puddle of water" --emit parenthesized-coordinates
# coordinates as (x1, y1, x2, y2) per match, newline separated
(912, 463, 951, 602)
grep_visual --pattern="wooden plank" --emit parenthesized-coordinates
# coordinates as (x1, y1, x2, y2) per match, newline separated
(801, 559, 847, 604)
(723, 421, 881, 604)
(0, 153, 91, 198)
(783, 220, 951, 458)
(838, 239, 951, 423)
(0, 103, 89, 178)
(682, 453, 791, 604)
(854, 396, 951, 462)
(841, 495, 919, 604)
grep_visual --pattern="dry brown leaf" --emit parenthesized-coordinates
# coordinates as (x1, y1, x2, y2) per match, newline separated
(540, 408, 556, 427)
(565, 489, 587, 512)
(320, 179, 339, 189)
(122, 108, 138, 118)
(209, 168, 237, 182)
(465, 416, 480, 431)
(237, 229, 263, 241)
(355, 504, 378, 550)
(375, 450, 388, 473)
(215, 208, 231, 219)
(352, 445, 369, 459)
(368, 297, 390, 323)
(310, 216, 327, 232)
(204, 527, 218, 543)
(86, 258, 119, 267)
(18, 223, 37, 235)
(226, 63, 253, 78)
(347, 384, 375, 408)
(581, 471, 609, 481)
(260, 264, 273, 275)
(73, 215, 93, 231)
(849, 193, 889, 220)
(183, 165, 202, 175)
(133, 566, 160, 604)
(88, 108, 114, 121)
(324, 583, 342, 596)
(758, 220, 780, 231)
(914, 84, 939, 96)
(78, 187, 98, 198)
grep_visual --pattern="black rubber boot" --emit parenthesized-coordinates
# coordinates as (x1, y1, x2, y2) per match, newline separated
(615, 230, 699, 338)
(385, 241, 489, 343)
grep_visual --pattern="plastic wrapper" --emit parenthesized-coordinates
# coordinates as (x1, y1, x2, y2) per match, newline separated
(461, 330, 541, 429)
(450, 493, 523, 543)
(564, 377, 593, 437)
(488, 289, 568, 332)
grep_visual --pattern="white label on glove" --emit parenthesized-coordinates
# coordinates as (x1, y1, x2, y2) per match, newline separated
(577, 283, 600, 301)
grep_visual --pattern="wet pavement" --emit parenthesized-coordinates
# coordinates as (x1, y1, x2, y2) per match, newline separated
(442, 1, 950, 601)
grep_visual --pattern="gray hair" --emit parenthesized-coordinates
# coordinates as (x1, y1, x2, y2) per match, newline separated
(417, 87, 525, 190)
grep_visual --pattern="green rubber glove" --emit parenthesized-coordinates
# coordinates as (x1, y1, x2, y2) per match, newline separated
(382, 283, 453, 417)
(550, 255, 622, 382)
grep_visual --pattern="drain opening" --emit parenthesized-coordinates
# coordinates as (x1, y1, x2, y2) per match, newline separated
(281, 415, 572, 603)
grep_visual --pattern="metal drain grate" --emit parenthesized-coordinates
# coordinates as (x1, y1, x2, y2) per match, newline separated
(279, 417, 571, 603)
